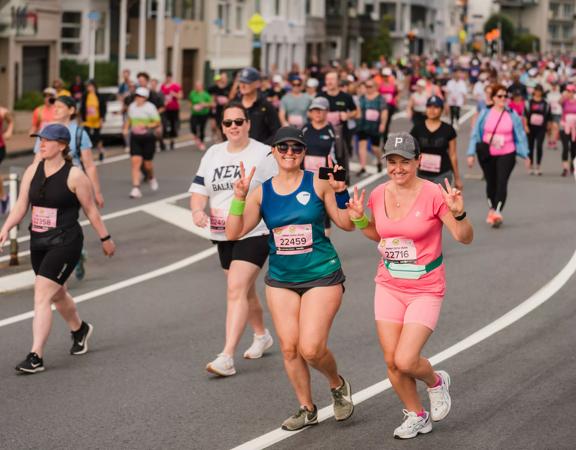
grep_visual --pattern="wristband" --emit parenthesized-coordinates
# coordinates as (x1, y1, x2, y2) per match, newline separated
(335, 190, 351, 209)
(229, 198, 246, 216)
(100, 235, 111, 242)
(454, 211, 467, 221)
(351, 214, 369, 230)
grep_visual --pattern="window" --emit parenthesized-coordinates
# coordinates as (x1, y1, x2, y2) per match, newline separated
(274, 0, 281, 16)
(217, 1, 231, 33)
(235, 0, 245, 31)
(563, 24, 573, 40)
(94, 13, 107, 56)
(550, 3, 559, 19)
(61, 11, 82, 55)
(305, 0, 311, 15)
(564, 3, 573, 18)
(549, 24, 558, 40)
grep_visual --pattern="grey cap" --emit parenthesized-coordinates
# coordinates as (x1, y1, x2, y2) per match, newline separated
(383, 132, 420, 159)
(308, 97, 329, 111)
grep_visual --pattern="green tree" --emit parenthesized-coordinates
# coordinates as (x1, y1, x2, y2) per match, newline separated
(362, 16, 393, 65)
(513, 34, 540, 54)
(484, 14, 515, 52)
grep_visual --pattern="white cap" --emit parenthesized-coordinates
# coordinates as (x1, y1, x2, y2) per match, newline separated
(272, 74, 283, 84)
(416, 79, 427, 87)
(135, 87, 150, 98)
(528, 68, 538, 77)
(382, 67, 392, 76)
(306, 78, 319, 88)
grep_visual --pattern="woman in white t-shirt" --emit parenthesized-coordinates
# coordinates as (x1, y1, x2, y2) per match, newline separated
(189, 102, 277, 377)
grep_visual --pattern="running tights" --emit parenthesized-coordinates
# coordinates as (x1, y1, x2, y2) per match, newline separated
(190, 115, 208, 141)
(528, 126, 546, 166)
(560, 131, 576, 168)
(450, 106, 461, 126)
(164, 110, 179, 138)
(479, 152, 516, 212)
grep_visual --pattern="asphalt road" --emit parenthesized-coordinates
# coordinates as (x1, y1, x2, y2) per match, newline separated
(0, 112, 575, 450)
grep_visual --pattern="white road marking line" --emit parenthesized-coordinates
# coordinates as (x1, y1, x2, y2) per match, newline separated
(0, 270, 35, 295)
(141, 202, 210, 239)
(231, 248, 576, 450)
(0, 247, 218, 328)
(93, 139, 197, 167)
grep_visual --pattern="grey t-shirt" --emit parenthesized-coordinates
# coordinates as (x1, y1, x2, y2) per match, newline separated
(280, 93, 312, 128)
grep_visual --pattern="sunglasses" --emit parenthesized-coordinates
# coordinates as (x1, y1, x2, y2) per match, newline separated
(276, 143, 306, 154)
(292, 82, 302, 87)
(494, 94, 507, 99)
(222, 118, 248, 127)
(365, 84, 375, 88)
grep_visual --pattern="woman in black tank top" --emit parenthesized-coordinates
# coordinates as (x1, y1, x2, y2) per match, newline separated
(0, 124, 115, 374)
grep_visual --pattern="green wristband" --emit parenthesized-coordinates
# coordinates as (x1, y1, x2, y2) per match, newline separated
(351, 214, 369, 229)
(229, 198, 246, 216)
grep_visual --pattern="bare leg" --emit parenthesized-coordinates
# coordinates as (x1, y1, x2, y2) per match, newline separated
(51, 284, 82, 331)
(221, 260, 261, 356)
(131, 156, 143, 187)
(246, 281, 266, 335)
(267, 286, 313, 409)
(358, 139, 368, 170)
(143, 160, 155, 180)
(31, 276, 65, 357)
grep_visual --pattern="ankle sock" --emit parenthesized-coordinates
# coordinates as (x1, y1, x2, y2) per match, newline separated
(417, 409, 427, 418)
(432, 373, 442, 388)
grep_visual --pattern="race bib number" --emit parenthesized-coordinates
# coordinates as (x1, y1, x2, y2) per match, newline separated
(288, 114, 304, 127)
(304, 155, 326, 174)
(217, 95, 228, 106)
(564, 114, 576, 133)
(529, 114, 544, 126)
(273, 224, 313, 255)
(420, 153, 442, 173)
(87, 106, 97, 116)
(383, 93, 393, 103)
(551, 103, 562, 115)
(193, 104, 203, 112)
(378, 238, 417, 263)
(365, 108, 380, 122)
(327, 111, 341, 125)
(31, 206, 57, 232)
(210, 208, 226, 234)
(486, 133, 505, 150)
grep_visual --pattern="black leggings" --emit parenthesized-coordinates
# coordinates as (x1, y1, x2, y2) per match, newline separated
(528, 126, 546, 165)
(478, 152, 516, 211)
(164, 110, 179, 138)
(450, 106, 461, 126)
(560, 131, 576, 167)
(190, 115, 208, 141)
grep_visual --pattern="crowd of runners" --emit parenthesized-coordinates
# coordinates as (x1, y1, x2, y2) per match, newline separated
(1, 51, 576, 440)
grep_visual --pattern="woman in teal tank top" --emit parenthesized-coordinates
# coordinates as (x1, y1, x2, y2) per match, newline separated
(226, 127, 356, 431)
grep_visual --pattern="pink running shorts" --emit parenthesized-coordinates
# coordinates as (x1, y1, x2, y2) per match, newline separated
(374, 283, 444, 331)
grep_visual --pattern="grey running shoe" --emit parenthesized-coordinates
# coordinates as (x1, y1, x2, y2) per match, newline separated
(331, 376, 354, 421)
(393, 409, 432, 439)
(281, 405, 318, 431)
(427, 370, 452, 422)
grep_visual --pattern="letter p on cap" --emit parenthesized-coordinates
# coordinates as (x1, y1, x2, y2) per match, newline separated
(394, 137, 403, 147)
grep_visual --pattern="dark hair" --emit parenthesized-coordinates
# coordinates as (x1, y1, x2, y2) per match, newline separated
(222, 102, 249, 120)
(533, 84, 544, 93)
(490, 84, 507, 98)
(60, 143, 73, 163)
(136, 72, 150, 81)
(166, 72, 173, 77)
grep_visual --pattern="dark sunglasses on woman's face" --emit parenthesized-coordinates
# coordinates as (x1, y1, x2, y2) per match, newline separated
(222, 118, 247, 127)
(276, 143, 306, 154)
(494, 94, 507, 99)
(292, 82, 302, 87)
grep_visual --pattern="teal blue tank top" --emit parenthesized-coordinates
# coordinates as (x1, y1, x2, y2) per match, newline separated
(260, 171, 341, 283)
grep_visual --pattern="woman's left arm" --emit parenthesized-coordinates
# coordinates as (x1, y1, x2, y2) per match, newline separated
(70, 168, 115, 256)
(512, 111, 530, 158)
(439, 179, 473, 244)
(318, 165, 354, 231)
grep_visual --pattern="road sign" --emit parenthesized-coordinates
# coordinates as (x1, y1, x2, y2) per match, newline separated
(87, 11, 101, 22)
(248, 13, 266, 35)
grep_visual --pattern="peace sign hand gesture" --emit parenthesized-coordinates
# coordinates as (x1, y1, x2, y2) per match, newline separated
(439, 178, 465, 216)
(233, 161, 255, 200)
(346, 186, 366, 220)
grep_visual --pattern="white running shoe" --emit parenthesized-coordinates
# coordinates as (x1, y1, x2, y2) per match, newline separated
(149, 178, 159, 191)
(427, 370, 452, 421)
(129, 187, 142, 199)
(243, 329, 274, 359)
(393, 410, 432, 439)
(206, 353, 236, 376)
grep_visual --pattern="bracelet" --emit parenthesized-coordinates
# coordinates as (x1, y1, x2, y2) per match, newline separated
(100, 235, 111, 242)
(351, 214, 369, 230)
(454, 211, 467, 221)
(335, 190, 350, 209)
(229, 198, 246, 216)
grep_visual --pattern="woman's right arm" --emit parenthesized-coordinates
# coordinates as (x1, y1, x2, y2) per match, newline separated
(225, 162, 263, 240)
(190, 193, 209, 228)
(0, 164, 36, 248)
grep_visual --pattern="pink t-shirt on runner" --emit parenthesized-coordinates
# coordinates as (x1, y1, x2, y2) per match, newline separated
(379, 82, 397, 107)
(161, 83, 182, 111)
(367, 180, 449, 296)
(482, 108, 515, 156)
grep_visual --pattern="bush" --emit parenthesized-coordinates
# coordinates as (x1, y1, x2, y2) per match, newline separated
(514, 34, 540, 54)
(14, 90, 44, 111)
(60, 59, 119, 87)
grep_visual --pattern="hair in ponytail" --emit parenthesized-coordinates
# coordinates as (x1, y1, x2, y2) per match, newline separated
(61, 144, 73, 163)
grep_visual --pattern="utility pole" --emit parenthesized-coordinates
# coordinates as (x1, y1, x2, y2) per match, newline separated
(340, 0, 349, 61)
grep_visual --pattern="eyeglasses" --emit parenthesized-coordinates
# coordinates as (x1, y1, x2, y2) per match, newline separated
(276, 143, 306, 154)
(292, 82, 302, 87)
(222, 118, 248, 127)
(494, 94, 507, 99)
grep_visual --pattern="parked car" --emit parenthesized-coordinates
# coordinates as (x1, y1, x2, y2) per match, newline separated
(98, 86, 124, 137)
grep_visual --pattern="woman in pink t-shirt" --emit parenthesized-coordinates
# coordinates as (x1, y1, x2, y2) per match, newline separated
(346, 132, 473, 440)
(559, 84, 576, 176)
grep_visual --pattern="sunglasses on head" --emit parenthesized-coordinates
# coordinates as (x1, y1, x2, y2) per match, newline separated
(276, 142, 306, 154)
(222, 118, 247, 127)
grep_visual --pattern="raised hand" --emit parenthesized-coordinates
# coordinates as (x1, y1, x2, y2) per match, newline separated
(439, 177, 464, 216)
(346, 186, 366, 220)
(233, 161, 255, 200)
(326, 158, 347, 193)
(0, 229, 7, 253)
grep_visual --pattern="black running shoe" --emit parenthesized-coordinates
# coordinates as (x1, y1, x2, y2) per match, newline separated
(15, 352, 45, 374)
(70, 322, 94, 355)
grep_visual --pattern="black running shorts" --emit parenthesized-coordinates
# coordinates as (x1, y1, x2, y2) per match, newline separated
(265, 268, 346, 296)
(31, 235, 83, 285)
(214, 235, 269, 270)
(130, 134, 156, 161)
